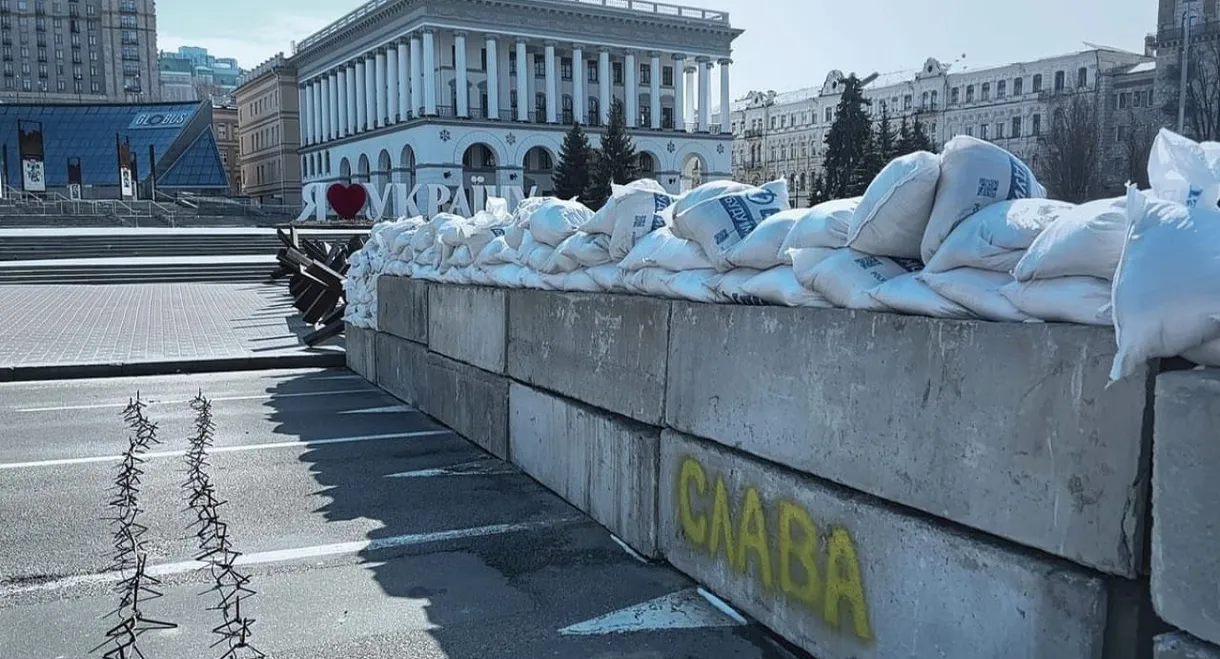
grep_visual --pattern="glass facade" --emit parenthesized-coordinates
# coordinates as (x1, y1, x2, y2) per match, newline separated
(0, 101, 230, 191)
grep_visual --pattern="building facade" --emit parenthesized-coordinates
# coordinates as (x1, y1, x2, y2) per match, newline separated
(0, 0, 159, 104)
(729, 47, 1153, 205)
(234, 53, 301, 205)
(289, 0, 740, 211)
(211, 103, 239, 191)
(158, 45, 243, 104)
(1154, 0, 1220, 139)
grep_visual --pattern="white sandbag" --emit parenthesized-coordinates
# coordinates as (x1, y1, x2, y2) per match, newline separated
(585, 263, 625, 291)
(925, 198, 1077, 274)
(922, 135, 1046, 263)
(624, 268, 719, 303)
(475, 236, 517, 266)
(1011, 197, 1128, 282)
(710, 268, 765, 305)
(515, 231, 542, 265)
(1111, 186, 1220, 381)
(920, 268, 1032, 322)
(512, 195, 552, 224)
(672, 179, 790, 271)
(789, 247, 838, 291)
(553, 232, 612, 268)
(1148, 128, 1220, 207)
(525, 242, 565, 272)
(804, 248, 922, 310)
(741, 266, 833, 308)
(672, 180, 754, 221)
(556, 269, 605, 293)
(608, 190, 677, 260)
(469, 267, 494, 287)
(999, 277, 1112, 326)
(448, 244, 475, 268)
(528, 198, 594, 246)
(410, 222, 437, 252)
(847, 151, 941, 258)
(520, 269, 556, 290)
(485, 263, 527, 288)
(583, 179, 670, 235)
(618, 227, 714, 272)
(726, 209, 799, 270)
(779, 197, 860, 257)
(868, 273, 976, 319)
(1182, 339, 1220, 367)
(436, 214, 473, 247)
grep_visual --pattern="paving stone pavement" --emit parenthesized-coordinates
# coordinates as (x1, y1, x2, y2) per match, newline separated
(0, 283, 334, 367)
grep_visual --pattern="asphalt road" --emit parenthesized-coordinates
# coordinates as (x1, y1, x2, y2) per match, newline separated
(0, 368, 795, 659)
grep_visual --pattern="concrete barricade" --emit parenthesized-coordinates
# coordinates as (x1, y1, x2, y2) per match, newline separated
(344, 323, 376, 381)
(1155, 632, 1220, 659)
(378, 276, 429, 343)
(508, 383, 660, 556)
(664, 302, 1151, 577)
(660, 429, 1112, 659)
(1152, 371, 1220, 645)
(374, 331, 427, 408)
(424, 352, 509, 459)
(428, 283, 506, 373)
(507, 291, 671, 425)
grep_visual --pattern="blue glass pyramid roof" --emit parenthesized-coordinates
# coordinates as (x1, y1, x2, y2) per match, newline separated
(157, 125, 229, 191)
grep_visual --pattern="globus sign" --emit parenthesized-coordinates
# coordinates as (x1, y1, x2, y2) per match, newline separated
(297, 182, 539, 222)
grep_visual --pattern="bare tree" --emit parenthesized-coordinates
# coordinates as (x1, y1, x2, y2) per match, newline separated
(1162, 39, 1220, 141)
(1125, 108, 1157, 190)
(1038, 94, 1102, 203)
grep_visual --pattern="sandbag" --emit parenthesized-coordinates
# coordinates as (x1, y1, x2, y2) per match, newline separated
(709, 268, 765, 305)
(922, 136, 1046, 262)
(585, 263, 625, 291)
(583, 179, 670, 235)
(1011, 197, 1128, 281)
(1148, 127, 1220, 207)
(528, 198, 594, 246)
(672, 180, 754, 222)
(618, 227, 714, 272)
(847, 151, 940, 258)
(475, 236, 517, 266)
(741, 266, 833, 308)
(1111, 186, 1220, 381)
(1182, 339, 1220, 367)
(726, 209, 799, 270)
(920, 268, 1032, 322)
(802, 248, 921, 310)
(553, 232, 612, 268)
(622, 268, 719, 303)
(924, 198, 1077, 274)
(673, 179, 790, 271)
(779, 197, 860, 258)
(999, 277, 1112, 326)
(868, 272, 976, 319)
(607, 190, 678, 260)
(789, 247, 838, 291)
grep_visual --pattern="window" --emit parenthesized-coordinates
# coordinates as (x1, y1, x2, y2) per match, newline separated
(1013, 77, 1023, 95)
(119, 15, 136, 28)
(560, 57, 571, 80)
(770, 116, 776, 129)
(995, 122, 1004, 138)
(56, 79, 63, 90)
(825, 107, 832, 122)
(1032, 74, 1042, 93)
(981, 82, 990, 101)
(121, 29, 138, 45)
(1117, 125, 1129, 142)
(1032, 113, 1041, 136)
(509, 52, 516, 75)
(509, 89, 517, 110)
(980, 123, 989, 139)
(965, 125, 973, 137)
(951, 87, 960, 104)
(1135, 90, 1145, 107)
(930, 90, 938, 109)
(965, 84, 975, 103)
(587, 64, 597, 83)
(997, 80, 1006, 98)
(661, 105, 673, 129)
(90, 80, 98, 92)
(1011, 116, 1022, 137)
(662, 65, 673, 86)
(479, 47, 487, 71)
(21, 78, 29, 90)
(612, 61, 623, 84)
(73, 80, 80, 94)
(921, 91, 928, 109)
(533, 54, 544, 78)
(903, 94, 912, 110)
(1119, 92, 1129, 108)
(534, 91, 545, 115)
(1054, 70, 1064, 91)
(1077, 66, 1088, 88)
(640, 63, 649, 84)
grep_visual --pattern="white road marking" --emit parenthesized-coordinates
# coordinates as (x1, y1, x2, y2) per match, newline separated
(1, 516, 582, 596)
(339, 404, 417, 415)
(385, 459, 517, 479)
(0, 430, 451, 470)
(609, 534, 650, 564)
(558, 587, 745, 635)
(15, 388, 377, 413)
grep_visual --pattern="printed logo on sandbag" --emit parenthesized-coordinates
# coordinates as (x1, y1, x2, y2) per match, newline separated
(490, 227, 505, 237)
(976, 178, 999, 200)
(718, 195, 759, 243)
(745, 189, 777, 205)
(1007, 156, 1033, 200)
(893, 257, 923, 273)
(654, 194, 673, 212)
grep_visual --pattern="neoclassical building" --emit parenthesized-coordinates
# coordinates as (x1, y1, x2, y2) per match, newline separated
(289, 0, 740, 209)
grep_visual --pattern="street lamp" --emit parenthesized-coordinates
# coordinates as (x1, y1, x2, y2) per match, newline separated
(1179, 0, 1200, 133)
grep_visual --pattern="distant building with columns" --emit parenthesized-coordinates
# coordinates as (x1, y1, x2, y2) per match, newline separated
(287, 0, 740, 207)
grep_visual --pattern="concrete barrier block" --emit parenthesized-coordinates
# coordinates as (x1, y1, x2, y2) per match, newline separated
(660, 430, 1110, 659)
(378, 276, 429, 343)
(374, 331, 427, 407)
(1155, 632, 1220, 659)
(665, 303, 1151, 577)
(509, 383, 660, 557)
(344, 323, 376, 381)
(424, 352, 508, 459)
(428, 284, 506, 373)
(1152, 370, 1220, 645)
(507, 291, 670, 424)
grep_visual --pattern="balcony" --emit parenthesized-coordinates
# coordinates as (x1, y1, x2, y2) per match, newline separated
(743, 128, 764, 139)
(1158, 19, 1220, 46)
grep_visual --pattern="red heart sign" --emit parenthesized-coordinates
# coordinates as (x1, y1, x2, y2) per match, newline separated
(327, 183, 368, 220)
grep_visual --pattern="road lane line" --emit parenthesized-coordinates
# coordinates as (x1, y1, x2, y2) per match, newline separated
(339, 404, 417, 415)
(15, 388, 378, 413)
(0, 516, 583, 596)
(0, 430, 451, 470)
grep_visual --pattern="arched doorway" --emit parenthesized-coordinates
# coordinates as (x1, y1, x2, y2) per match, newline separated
(339, 157, 351, 183)
(357, 154, 371, 183)
(637, 152, 657, 179)
(398, 144, 416, 188)
(522, 146, 555, 197)
(680, 153, 705, 193)
(462, 143, 498, 211)
(376, 149, 392, 191)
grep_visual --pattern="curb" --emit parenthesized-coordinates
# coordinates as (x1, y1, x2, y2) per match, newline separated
(0, 351, 347, 383)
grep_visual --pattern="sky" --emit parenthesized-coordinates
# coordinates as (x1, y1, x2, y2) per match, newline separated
(157, 0, 1159, 97)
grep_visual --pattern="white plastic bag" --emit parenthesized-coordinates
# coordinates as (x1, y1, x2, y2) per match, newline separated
(672, 180, 754, 221)
(741, 266, 833, 308)
(1111, 186, 1220, 380)
(847, 151, 941, 259)
(1011, 197, 1128, 282)
(920, 268, 1032, 322)
(803, 248, 922, 310)
(779, 197, 860, 257)
(924, 198, 1077, 274)
(618, 227, 714, 272)
(1148, 128, 1220, 207)
(922, 135, 1046, 263)
(583, 179, 670, 235)
(726, 209, 799, 270)
(528, 198, 594, 246)
(999, 277, 1112, 326)
(673, 179, 790, 271)
(868, 272, 976, 319)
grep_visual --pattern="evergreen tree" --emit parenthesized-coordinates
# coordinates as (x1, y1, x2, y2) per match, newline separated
(849, 127, 884, 196)
(584, 99, 638, 210)
(821, 75, 872, 200)
(910, 118, 936, 153)
(876, 106, 897, 163)
(552, 122, 593, 200)
(808, 173, 830, 205)
(896, 116, 914, 155)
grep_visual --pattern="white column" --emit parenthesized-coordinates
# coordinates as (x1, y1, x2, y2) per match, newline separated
(386, 46, 398, 124)
(346, 63, 358, 134)
(697, 56, 710, 132)
(672, 55, 686, 132)
(396, 41, 408, 121)
(719, 58, 731, 133)
(409, 34, 422, 117)
(455, 31, 469, 118)
(624, 51, 637, 127)
(375, 49, 387, 127)
(337, 68, 348, 137)
(354, 59, 367, 131)
(544, 42, 557, 123)
(300, 84, 311, 144)
(515, 39, 528, 121)
(598, 47, 611, 124)
(650, 51, 661, 130)
(318, 78, 328, 141)
(684, 64, 696, 129)
(310, 81, 321, 143)
(365, 54, 377, 126)
(329, 72, 340, 139)
(572, 45, 584, 124)
(485, 35, 499, 120)
(422, 29, 437, 115)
